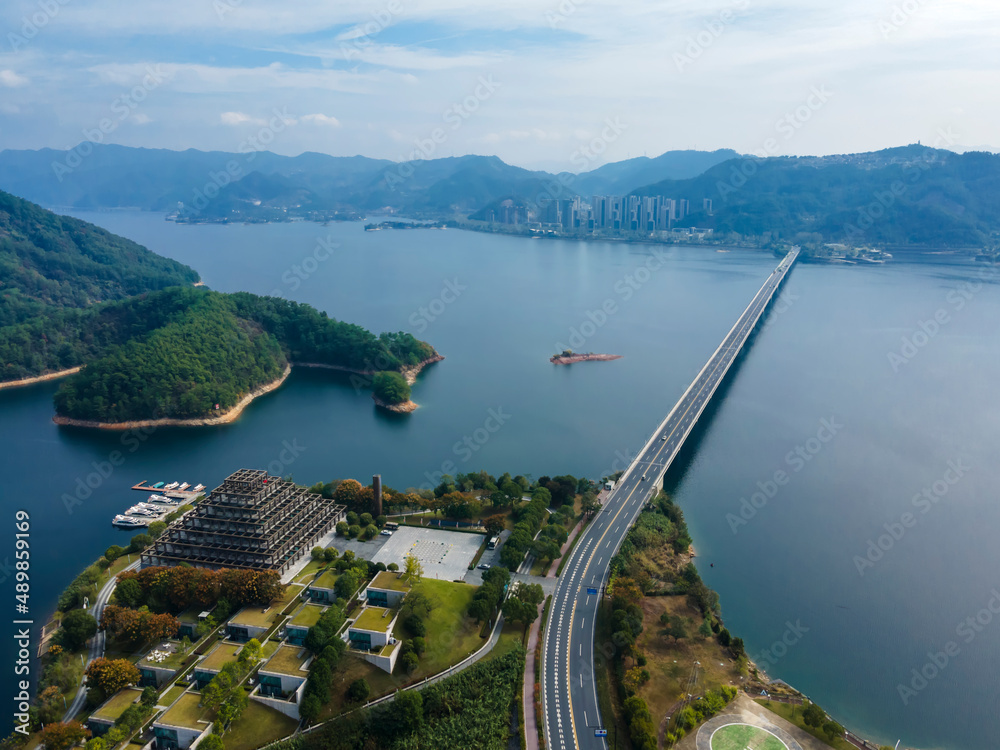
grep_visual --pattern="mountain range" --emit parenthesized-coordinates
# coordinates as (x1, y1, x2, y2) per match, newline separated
(2, 143, 1000, 248)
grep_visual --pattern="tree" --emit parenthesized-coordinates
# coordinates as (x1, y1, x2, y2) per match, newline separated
(346, 511, 360, 526)
(822, 720, 845, 741)
(347, 678, 370, 703)
(335, 570, 360, 600)
(104, 545, 125, 563)
(300, 693, 321, 724)
(372, 371, 411, 405)
(148, 521, 167, 539)
(239, 638, 262, 665)
(403, 553, 424, 584)
(85, 658, 141, 695)
(348, 524, 361, 539)
(115, 578, 143, 608)
(311, 546, 325, 561)
(392, 689, 423, 728)
(60, 609, 98, 650)
(803, 702, 826, 728)
(360, 513, 373, 527)
(403, 614, 426, 637)
(483, 514, 505, 537)
(400, 650, 419, 673)
(336, 521, 349, 537)
(37, 685, 64, 724)
(362, 523, 379, 540)
(140, 686, 158, 706)
(39, 722, 90, 750)
(666, 619, 688, 642)
(198, 736, 225, 750)
(127, 533, 152, 552)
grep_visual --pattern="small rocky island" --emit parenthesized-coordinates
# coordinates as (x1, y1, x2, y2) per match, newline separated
(550, 349, 623, 365)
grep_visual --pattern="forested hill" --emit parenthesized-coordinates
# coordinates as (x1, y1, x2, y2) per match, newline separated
(0, 189, 199, 326)
(0, 194, 438, 422)
(633, 146, 1000, 248)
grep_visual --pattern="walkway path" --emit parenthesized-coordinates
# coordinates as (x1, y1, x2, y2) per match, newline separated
(63, 559, 140, 721)
(522, 601, 545, 750)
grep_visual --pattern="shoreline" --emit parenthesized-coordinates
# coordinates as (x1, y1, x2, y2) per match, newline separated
(52, 364, 292, 430)
(372, 395, 418, 413)
(49, 353, 444, 430)
(295, 353, 445, 386)
(0, 367, 82, 390)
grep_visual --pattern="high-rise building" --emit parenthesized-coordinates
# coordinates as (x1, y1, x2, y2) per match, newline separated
(142, 469, 345, 573)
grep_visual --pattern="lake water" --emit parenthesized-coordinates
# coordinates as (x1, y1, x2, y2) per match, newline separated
(3, 211, 999, 749)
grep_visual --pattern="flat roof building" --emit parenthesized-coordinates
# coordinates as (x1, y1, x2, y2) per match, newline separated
(363, 570, 411, 608)
(152, 692, 213, 750)
(142, 469, 346, 573)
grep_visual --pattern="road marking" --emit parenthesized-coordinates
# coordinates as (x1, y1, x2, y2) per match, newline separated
(581, 617, 585, 629)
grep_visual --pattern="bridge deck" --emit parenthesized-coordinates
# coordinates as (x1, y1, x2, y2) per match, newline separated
(541, 248, 799, 750)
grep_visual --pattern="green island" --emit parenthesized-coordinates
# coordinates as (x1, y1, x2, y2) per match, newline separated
(0, 191, 439, 424)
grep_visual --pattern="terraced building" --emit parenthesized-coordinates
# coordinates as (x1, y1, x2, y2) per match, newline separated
(141, 469, 345, 573)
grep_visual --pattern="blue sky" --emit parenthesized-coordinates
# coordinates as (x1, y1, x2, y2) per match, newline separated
(0, 0, 997, 171)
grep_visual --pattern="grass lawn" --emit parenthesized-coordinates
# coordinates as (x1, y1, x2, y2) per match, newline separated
(318, 578, 485, 721)
(755, 701, 855, 750)
(159, 692, 211, 730)
(637, 596, 743, 728)
(482, 621, 527, 663)
(92, 688, 141, 721)
(409, 578, 483, 676)
(158, 685, 185, 707)
(710, 723, 788, 750)
(320, 652, 400, 720)
(224, 702, 299, 750)
(293, 559, 326, 583)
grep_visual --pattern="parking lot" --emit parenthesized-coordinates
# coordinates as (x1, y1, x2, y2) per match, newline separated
(371, 526, 484, 581)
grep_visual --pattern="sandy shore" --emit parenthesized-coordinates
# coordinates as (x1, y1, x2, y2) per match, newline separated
(550, 353, 623, 365)
(52, 365, 292, 430)
(0, 367, 82, 390)
(372, 395, 418, 413)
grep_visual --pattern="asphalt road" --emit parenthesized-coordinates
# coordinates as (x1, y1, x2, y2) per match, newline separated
(541, 249, 799, 750)
(63, 558, 140, 721)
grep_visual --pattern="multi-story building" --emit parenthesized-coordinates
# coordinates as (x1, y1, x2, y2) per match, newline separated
(142, 469, 345, 573)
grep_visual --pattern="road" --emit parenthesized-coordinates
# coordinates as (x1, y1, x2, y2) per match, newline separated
(63, 559, 140, 721)
(540, 249, 799, 750)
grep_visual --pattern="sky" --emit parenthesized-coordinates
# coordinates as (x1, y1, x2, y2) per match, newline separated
(0, 0, 997, 172)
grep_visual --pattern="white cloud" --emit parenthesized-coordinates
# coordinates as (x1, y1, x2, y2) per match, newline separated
(301, 113, 340, 127)
(0, 69, 29, 87)
(220, 111, 265, 126)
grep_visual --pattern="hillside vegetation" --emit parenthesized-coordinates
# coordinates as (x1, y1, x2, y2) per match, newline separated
(0, 192, 437, 421)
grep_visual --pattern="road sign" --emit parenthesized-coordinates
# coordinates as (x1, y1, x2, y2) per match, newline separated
(587, 587, 598, 595)
(595, 729, 608, 737)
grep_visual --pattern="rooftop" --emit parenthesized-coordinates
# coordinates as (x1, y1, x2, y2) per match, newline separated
(177, 607, 211, 624)
(312, 569, 338, 590)
(158, 692, 210, 731)
(199, 642, 242, 672)
(368, 571, 411, 593)
(351, 606, 395, 634)
(261, 645, 310, 677)
(91, 688, 141, 722)
(290, 604, 325, 629)
(139, 641, 189, 671)
(230, 606, 279, 629)
(377, 640, 401, 658)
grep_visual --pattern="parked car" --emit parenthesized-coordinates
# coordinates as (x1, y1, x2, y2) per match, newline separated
(478, 563, 491, 570)
(380, 530, 393, 536)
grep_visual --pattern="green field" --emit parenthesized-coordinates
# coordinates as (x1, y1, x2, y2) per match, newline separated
(710, 723, 788, 750)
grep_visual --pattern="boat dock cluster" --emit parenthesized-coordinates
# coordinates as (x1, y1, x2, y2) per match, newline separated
(114, 480, 205, 529)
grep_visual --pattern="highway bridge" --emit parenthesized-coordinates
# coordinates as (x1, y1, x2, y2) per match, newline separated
(541, 248, 800, 750)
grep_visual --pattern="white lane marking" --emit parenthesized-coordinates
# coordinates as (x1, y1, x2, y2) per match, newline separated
(581, 617, 585, 629)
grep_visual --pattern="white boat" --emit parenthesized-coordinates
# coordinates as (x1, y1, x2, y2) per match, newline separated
(193, 484, 205, 492)
(147, 494, 179, 505)
(113, 515, 148, 528)
(178, 482, 190, 490)
(164, 482, 180, 490)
